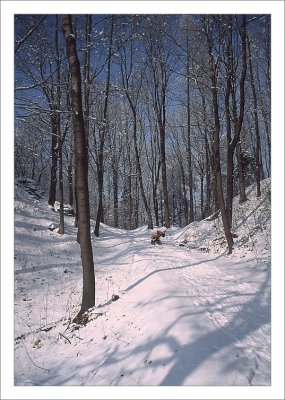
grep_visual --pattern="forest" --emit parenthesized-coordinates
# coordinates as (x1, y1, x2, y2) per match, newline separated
(14, 14, 271, 247)
(11, 13, 278, 390)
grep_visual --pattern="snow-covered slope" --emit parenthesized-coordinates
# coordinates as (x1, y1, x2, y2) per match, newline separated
(14, 179, 271, 387)
(172, 178, 271, 263)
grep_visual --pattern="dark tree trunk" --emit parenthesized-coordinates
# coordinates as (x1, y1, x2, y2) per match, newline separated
(236, 142, 248, 204)
(200, 94, 212, 218)
(226, 15, 247, 227)
(153, 162, 161, 227)
(126, 137, 133, 230)
(178, 157, 188, 225)
(57, 125, 64, 234)
(94, 16, 114, 237)
(48, 115, 59, 207)
(94, 154, 104, 234)
(205, 133, 212, 217)
(248, 36, 262, 198)
(149, 132, 161, 227)
(55, 15, 64, 235)
(67, 160, 74, 207)
(63, 14, 95, 317)
(74, 165, 79, 228)
(204, 17, 233, 254)
(134, 173, 140, 229)
(186, 32, 194, 223)
(224, 15, 234, 229)
(112, 159, 119, 228)
(259, 97, 271, 177)
(159, 123, 170, 228)
(200, 174, 205, 220)
(83, 14, 92, 147)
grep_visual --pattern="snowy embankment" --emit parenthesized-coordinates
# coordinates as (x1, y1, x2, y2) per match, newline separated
(14, 179, 271, 386)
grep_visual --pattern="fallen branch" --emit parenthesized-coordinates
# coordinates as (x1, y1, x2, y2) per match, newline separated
(59, 332, 71, 344)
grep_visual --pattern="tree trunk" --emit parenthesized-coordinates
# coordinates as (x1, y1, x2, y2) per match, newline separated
(224, 15, 234, 229)
(112, 158, 119, 228)
(83, 14, 92, 147)
(226, 15, 248, 223)
(236, 142, 248, 204)
(48, 115, 58, 207)
(186, 32, 194, 223)
(153, 163, 161, 227)
(259, 96, 271, 177)
(248, 36, 262, 198)
(148, 129, 161, 227)
(200, 94, 212, 218)
(94, 15, 114, 237)
(200, 174, 204, 220)
(126, 134, 133, 230)
(178, 157, 188, 224)
(63, 14, 95, 317)
(67, 159, 74, 207)
(55, 15, 64, 235)
(204, 17, 233, 254)
(159, 122, 170, 228)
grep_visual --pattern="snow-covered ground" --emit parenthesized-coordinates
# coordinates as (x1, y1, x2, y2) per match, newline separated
(12, 178, 273, 392)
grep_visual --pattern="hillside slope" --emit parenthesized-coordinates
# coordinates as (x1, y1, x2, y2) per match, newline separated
(172, 178, 271, 263)
(14, 178, 271, 387)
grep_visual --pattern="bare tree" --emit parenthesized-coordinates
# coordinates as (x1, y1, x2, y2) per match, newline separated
(225, 15, 247, 229)
(15, 15, 46, 54)
(55, 15, 65, 234)
(145, 18, 172, 228)
(202, 15, 233, 254)
(247, 34, 262, 198)
(63, 14, 95, 318)
(185, 29, 195, 223)
(94, 15, 115, 237)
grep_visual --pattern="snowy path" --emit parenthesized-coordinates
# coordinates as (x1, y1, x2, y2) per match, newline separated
(14, 188, 270, 386)
(90, 229, 270, 386)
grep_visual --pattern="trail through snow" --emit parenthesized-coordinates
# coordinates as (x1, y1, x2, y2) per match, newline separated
(14, 182, 270, 386)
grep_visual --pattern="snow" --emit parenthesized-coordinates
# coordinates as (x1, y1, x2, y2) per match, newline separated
(11, 179, 274, 391)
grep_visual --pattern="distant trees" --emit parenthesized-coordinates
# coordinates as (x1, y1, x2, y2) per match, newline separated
(144, 17, 173, 228)
(118, 24, 153, 229)
(15, 14, 271, 255)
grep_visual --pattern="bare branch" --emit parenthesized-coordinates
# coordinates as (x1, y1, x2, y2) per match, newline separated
(15, 15, 47, 54)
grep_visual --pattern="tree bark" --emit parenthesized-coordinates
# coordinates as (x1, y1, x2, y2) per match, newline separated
(247, 36, 262, 197)
(83, 14, 92, 147)
(94, 16, 114, 237)
(55, 15, 64, 235)
(67, 158, 74, 207)
(204, 16, 233, 254)
(186, 31, 194, 223)
(63, 14, 95, 317)
(159, 94, 171, 228)
(112, 157, 119, 228)
(225, 15, 247, 228)
(48, 115, 58, 207)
